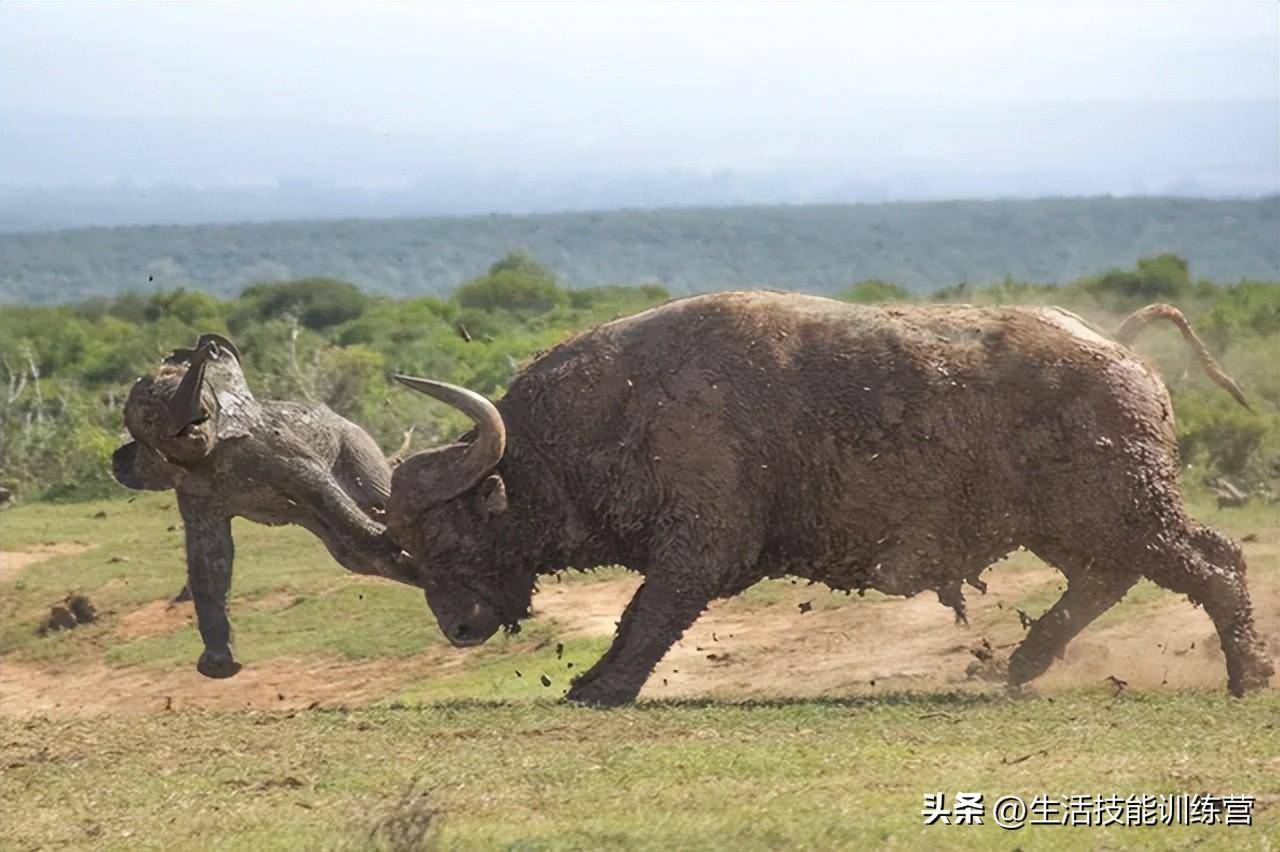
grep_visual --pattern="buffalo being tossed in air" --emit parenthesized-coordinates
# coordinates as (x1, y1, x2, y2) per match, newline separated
(383, 292, 1271, 705)
(112, 334, 412, 678)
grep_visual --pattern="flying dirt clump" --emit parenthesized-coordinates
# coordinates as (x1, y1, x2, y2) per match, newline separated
(383, 291, 1273, 706)
(38, 594, 98, 635)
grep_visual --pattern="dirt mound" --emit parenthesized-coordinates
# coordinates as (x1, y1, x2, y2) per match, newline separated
(38, 594, 98, 635)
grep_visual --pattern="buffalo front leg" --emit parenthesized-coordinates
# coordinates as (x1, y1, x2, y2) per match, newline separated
(177, 494, 241, 679)
(566, 580, 709, 707)
(1006, 566, 1137, 689)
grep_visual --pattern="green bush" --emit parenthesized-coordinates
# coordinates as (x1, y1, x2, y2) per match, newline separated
(838, 280, 915, 303)
(1083, 253, 1194, 310)
(1, 254, 1276, 501)
(455, 251, 566, 316)
(232, 278, 369, 331)
(1201, 281, 1280, 352)
(1176, 392, 1279, 483)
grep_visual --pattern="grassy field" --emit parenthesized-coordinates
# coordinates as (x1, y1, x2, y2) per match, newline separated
(4, 694, 1278, 850)
(2, 494, 1278, 849)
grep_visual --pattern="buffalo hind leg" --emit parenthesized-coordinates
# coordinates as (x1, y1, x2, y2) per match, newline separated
(566, 579, 709, 707)
(1142, 524, 1273, 696)
(1006, 561, 1136, 689)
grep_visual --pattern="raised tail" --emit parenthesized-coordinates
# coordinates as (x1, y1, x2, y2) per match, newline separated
(1114, 304, 1249, 410)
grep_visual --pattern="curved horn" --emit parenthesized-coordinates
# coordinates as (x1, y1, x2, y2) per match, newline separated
(167, 343, 217, 436)
(196, 333, 241, 362)
(394, 375, 506, 492)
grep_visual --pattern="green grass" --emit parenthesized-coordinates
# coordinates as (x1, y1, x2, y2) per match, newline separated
(392, 635, 614, 705)
(1185, 498, 1280, 541)
(0, 493, 446, 667)
(2, 492, 1273, 675)
(2, 495, 1278, 849)
(1, 692, 1277, 850)
(104, 581, 448, 669)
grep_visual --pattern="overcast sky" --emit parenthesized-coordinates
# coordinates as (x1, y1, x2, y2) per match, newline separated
(7, 2, 1275, 118)
(1, 1, 1276, 213)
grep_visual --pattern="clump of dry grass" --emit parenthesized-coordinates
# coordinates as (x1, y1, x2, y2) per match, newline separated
(364, 780, 441, 852)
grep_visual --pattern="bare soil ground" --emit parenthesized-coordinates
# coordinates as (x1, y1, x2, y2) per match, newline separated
(0, 543, 89, 582)
(3, 536, 1276, 718)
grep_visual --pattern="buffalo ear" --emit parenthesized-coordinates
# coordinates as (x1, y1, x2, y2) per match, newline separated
(111, 441, 180, 491)
(196, 333, 241, 362)
(477, 474, 507, 518)
(386, 451, 505, 531)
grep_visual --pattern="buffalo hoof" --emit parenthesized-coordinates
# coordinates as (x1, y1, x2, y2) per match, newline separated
(1228, 656, 1275, 697)
(1003, 682, 1039, 701)
(196, 650, 242, 679)
(565, 679, 638, 708)
(967, 655, 1008, 684)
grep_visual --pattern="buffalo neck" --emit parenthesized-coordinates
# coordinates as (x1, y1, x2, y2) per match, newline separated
(491, 417, 595, 577)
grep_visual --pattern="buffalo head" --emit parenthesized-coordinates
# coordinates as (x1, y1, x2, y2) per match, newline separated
(386, 375, 535, 648)
(113, 334, 257, 490)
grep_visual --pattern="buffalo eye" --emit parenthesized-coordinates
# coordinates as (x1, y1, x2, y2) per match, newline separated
(174, 412, 210, 437)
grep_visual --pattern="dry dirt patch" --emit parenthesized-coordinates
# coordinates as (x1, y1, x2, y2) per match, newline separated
(0, 649, 474, 717)
(0, 543, 91, 582)
(115, 600, 195, 641)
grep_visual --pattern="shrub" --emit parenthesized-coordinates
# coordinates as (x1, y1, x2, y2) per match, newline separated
(1083, 253, 1193, 310)
(232, 278, 368, 331)
(838, 280, 914, 303)
(1176, 392, 1276, 483)
(455, 251, 566, 316)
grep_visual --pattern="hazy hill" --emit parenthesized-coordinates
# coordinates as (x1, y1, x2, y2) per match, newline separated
(1, 196, 1277, 304)
(3, 99, 1275, 229)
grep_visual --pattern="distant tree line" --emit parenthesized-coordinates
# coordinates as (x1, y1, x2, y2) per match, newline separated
(0, 197, 1276, 304)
